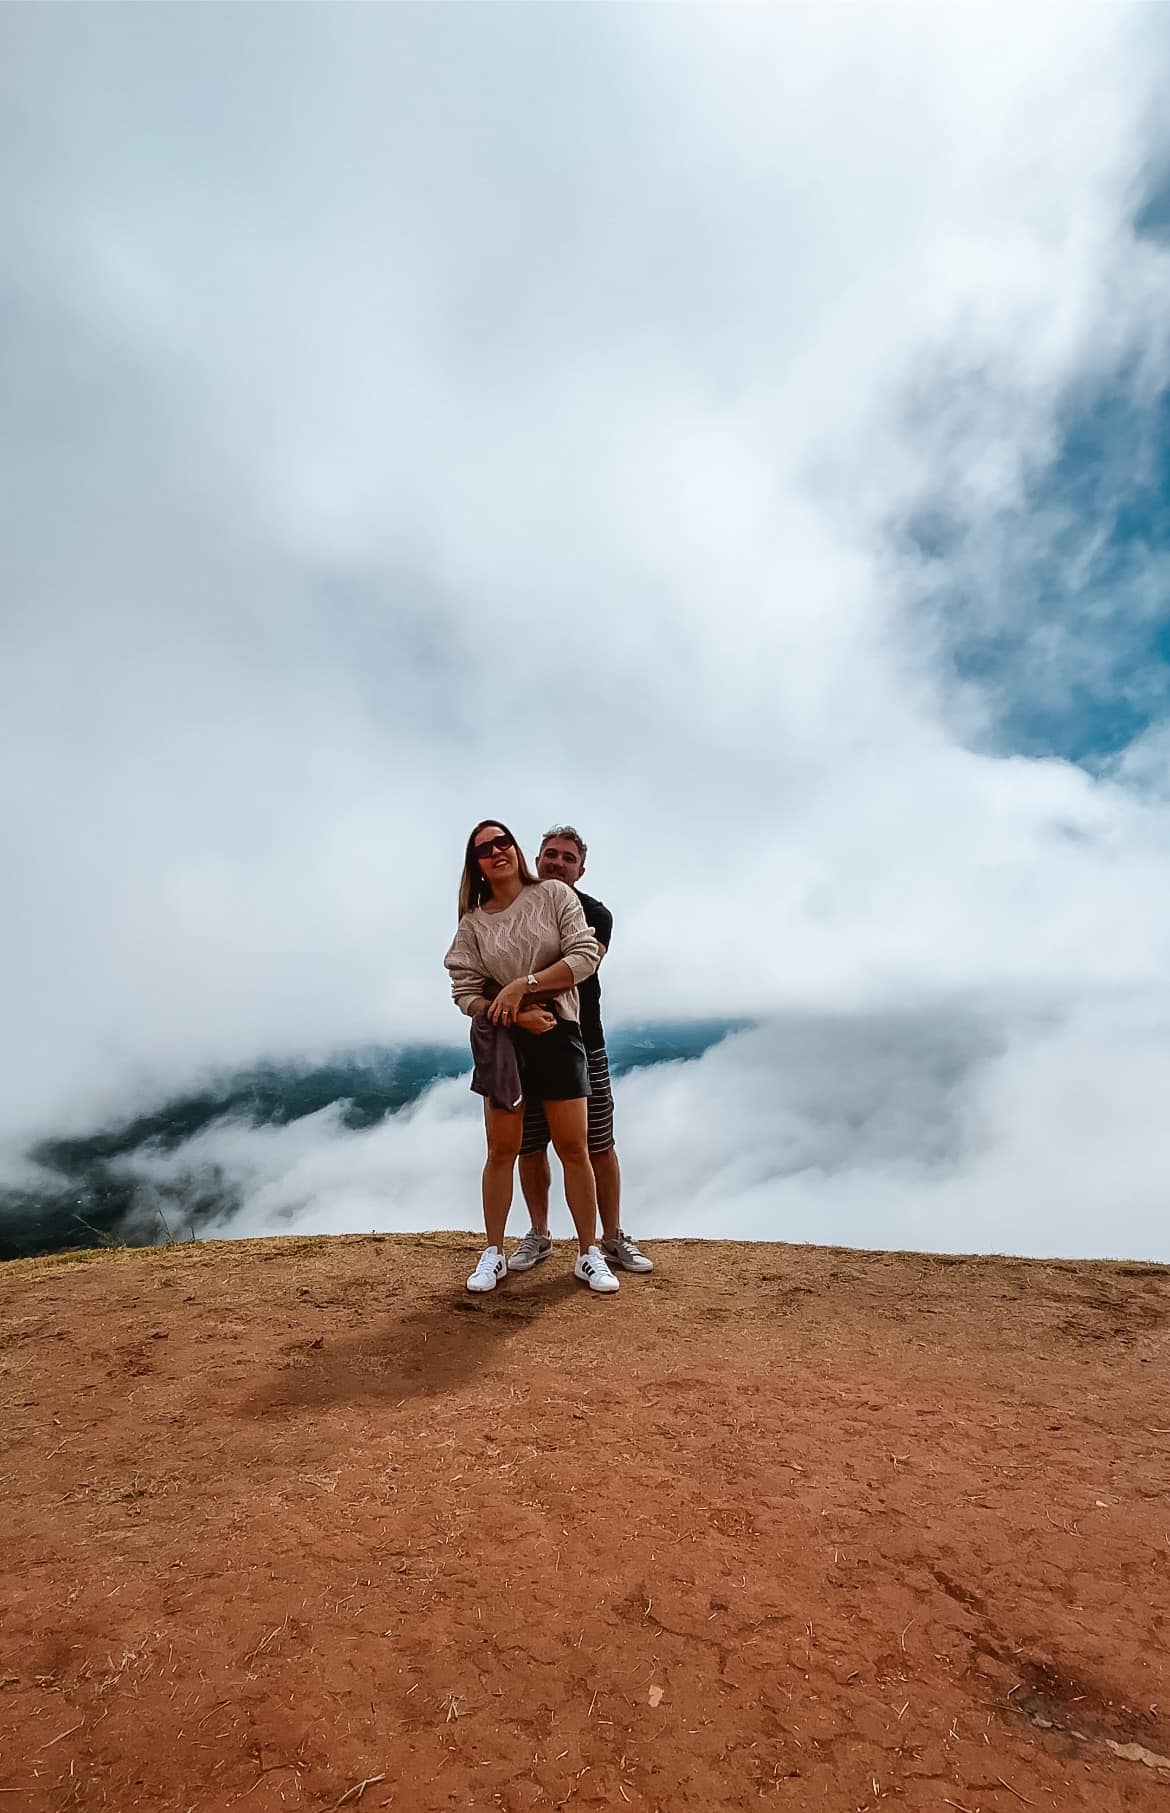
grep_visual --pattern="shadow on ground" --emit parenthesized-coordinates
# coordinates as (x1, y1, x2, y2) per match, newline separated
(240, 1269, 588, 1416)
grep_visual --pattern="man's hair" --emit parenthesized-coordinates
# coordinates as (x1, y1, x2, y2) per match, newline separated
(541, 824, 587, 862)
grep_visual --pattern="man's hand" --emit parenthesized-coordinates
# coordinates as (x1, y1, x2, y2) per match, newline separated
(515, 1006, 556, 1035)
(486, 977, 530, 1025)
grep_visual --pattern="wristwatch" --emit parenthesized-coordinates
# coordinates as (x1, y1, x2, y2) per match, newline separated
(526, 973, 539, 989)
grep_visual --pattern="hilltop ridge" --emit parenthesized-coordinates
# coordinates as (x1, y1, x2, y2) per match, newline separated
(2, 1233, 1169, 1811)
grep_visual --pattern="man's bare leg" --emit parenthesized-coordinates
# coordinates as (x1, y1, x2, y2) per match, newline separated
(521, 1143, 624, 1243)
(591, 1146, 622, 1244)
(518, 1149, 552, 1236)
(594, 1142, 654, 1273)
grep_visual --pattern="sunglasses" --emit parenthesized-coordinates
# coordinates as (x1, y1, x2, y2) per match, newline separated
(473, 833, 515, 861)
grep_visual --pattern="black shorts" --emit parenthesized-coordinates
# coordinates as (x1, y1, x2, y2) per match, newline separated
(522, 1045, 615, 1154)
(512, 1016, 590, 1105)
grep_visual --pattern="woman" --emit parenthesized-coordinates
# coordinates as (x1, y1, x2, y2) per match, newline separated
(444, 819, 620, 1296)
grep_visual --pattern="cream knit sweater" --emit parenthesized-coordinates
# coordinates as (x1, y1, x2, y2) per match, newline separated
(444, 880, 601, 1024)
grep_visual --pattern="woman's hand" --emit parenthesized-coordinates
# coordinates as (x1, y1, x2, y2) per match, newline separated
(486, 977, 530, 1025)
(515, 1006, 556, 1036)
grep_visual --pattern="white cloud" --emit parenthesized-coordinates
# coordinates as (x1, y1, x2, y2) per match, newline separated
(2, 3, 1170, 1258)
(119, 1000, 1170, 1262)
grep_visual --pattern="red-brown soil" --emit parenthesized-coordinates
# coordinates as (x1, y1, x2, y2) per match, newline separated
(2, 1233, 1169, 1812)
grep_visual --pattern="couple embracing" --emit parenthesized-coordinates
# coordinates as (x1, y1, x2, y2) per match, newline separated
(444, 820, 653, 1296)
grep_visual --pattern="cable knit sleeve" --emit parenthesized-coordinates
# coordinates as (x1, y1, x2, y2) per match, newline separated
(551, 882, 601, 985)
(444, 915, 488, 1017)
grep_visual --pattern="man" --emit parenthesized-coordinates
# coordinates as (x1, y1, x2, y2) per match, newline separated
(508, 825, 653, 1275)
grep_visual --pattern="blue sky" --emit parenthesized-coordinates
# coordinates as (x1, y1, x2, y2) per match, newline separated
(932, 376, 1170, 762)
(4, 1, 1170, 1258)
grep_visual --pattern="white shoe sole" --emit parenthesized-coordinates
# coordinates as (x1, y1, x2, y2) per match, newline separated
(574, 1266, 620, 1295)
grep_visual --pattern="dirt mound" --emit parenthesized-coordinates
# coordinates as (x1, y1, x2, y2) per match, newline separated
(2, 1233, 1169, 1811)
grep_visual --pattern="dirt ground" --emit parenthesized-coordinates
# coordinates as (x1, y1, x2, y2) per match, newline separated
(2, 1233, 1169, 1813)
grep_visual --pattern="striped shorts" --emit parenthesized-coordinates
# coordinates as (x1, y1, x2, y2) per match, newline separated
(521, 1045, 616, 1155)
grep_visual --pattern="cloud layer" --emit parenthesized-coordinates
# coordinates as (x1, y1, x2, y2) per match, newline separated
(120, 996, 1170, 1262)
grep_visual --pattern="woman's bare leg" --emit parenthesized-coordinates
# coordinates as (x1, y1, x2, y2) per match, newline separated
(482, 1103, 523, 1249)
(544, 1098, 598, 1254)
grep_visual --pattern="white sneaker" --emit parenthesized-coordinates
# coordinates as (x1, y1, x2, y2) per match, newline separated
(467, 1247, 506, 1293)
(574, 1246, 620, 1294)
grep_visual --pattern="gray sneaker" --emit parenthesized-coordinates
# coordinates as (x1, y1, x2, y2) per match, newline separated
(508, 1230, 553, 1272)
(600, 1231, 654, 1273)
